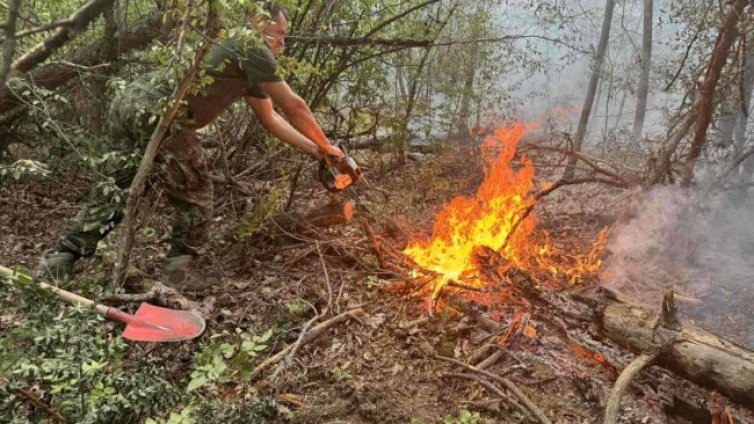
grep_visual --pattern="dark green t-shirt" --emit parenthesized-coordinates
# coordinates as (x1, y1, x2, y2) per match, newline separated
(185, 38, 281, 127)
(133, 37, 281, 129)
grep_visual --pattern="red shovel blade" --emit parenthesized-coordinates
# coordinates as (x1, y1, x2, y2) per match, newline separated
(117, 303, 206, 342)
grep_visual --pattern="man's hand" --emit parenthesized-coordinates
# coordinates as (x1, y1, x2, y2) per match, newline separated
(322, 143, 345, 166)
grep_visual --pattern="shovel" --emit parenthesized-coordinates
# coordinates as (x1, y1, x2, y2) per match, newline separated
(0, 265, 205, 342)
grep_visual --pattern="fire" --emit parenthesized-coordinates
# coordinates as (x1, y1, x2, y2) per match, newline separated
(403, 123, 606, 306)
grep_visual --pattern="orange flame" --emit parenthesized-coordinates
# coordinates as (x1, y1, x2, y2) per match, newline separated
(404, 123, 606, 306)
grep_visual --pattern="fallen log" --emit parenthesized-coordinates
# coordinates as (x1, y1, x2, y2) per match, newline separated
(273, 199, 354, 237)
(450, 273, 754, 407)
(595, 288, 754, 405)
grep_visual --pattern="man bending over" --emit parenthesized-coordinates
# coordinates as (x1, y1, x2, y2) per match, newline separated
(38, 2, 345, 290)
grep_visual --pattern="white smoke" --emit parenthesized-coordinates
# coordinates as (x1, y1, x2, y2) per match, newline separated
(604, 185, 754, 348)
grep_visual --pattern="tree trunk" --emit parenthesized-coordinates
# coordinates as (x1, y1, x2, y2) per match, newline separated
(396, 2, 457, 163)
(397, 47, 432, 163)
(734, 42, 754, 195)
(599, 295, 754, 405)
(609, 89, 628, 135)
(452, 41, 479, 138)
(681, 0, 749, 186)
(631, 0, 653, 142)
(0, 0, 21, 97)
(717, 99, 737, 148)
(563, 0, 616, 180)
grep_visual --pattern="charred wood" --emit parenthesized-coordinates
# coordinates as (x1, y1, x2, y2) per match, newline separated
(443, 265, 754, 406)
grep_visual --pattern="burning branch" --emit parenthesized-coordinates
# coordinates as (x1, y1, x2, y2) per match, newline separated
(359, 124, 611, 308)
(501, 177, 614, 252)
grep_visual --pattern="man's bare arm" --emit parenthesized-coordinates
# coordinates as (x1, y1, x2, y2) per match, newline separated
(245, 96, 321, 159)
(258, 80, 344, 162)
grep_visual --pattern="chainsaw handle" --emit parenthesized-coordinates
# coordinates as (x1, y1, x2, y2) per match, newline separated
(318, 158, 340, 192)
(0, 264, 109, 316)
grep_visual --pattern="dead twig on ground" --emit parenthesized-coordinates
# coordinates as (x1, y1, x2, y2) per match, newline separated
(476, 349, 506, 370)
(359, 218, 393, 270)
(603, 352, 658, 424)
(103, 279, 201, 312)
(437, 355, 552, 424)
(282, 242, 334, 367)
(446, 280, 485, 293)
(1, 378, 67, 423)
(441, 372, 533, 421)
(604, 290, 681, 424)
(249, 308, 366, 381)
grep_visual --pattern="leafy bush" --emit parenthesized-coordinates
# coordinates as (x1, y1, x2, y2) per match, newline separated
(0, 279, 181, 423)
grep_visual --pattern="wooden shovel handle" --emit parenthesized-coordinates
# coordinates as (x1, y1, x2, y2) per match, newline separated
(0, 265, 109, 315)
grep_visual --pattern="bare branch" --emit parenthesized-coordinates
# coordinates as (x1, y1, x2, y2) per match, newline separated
(0, 10, 172, 115)
(10, 0, 116, 75)
(14, 18, 74, 38)
(112, 2, 220, 286)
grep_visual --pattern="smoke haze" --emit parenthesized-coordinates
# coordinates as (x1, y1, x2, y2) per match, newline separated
(604, 185, 754, 348)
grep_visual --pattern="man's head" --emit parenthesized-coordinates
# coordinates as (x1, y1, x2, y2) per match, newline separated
(248, 2, 288, 54)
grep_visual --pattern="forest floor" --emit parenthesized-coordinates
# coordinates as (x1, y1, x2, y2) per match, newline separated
(2, 137, 754, 423)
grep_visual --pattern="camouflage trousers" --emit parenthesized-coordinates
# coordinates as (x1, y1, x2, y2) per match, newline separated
(57, 86, 213, 259)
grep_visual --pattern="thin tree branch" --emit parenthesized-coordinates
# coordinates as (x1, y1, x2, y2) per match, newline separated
(14, 18, 74, 38)
(603, 352, 658, 424)
(664, 22, 705, 92)
(1, 378, 67, 423)
(112, 2, 219, 286)
(10, 0, 116, 75)
(438, 359, 551, 424)
(286, 34, 589, 53)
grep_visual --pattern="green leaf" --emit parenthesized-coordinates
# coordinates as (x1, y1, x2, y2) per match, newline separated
(256, 329, 273, 344)
(82, 360, 107, 375)
(186, 374, 207, 392)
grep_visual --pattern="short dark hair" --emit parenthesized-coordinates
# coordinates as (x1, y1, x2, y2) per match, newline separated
(246, 1, 287, 20)
(264, 1, 287, 19)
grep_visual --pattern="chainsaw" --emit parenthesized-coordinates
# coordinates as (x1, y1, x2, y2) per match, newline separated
(318, 154, 363, 192)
